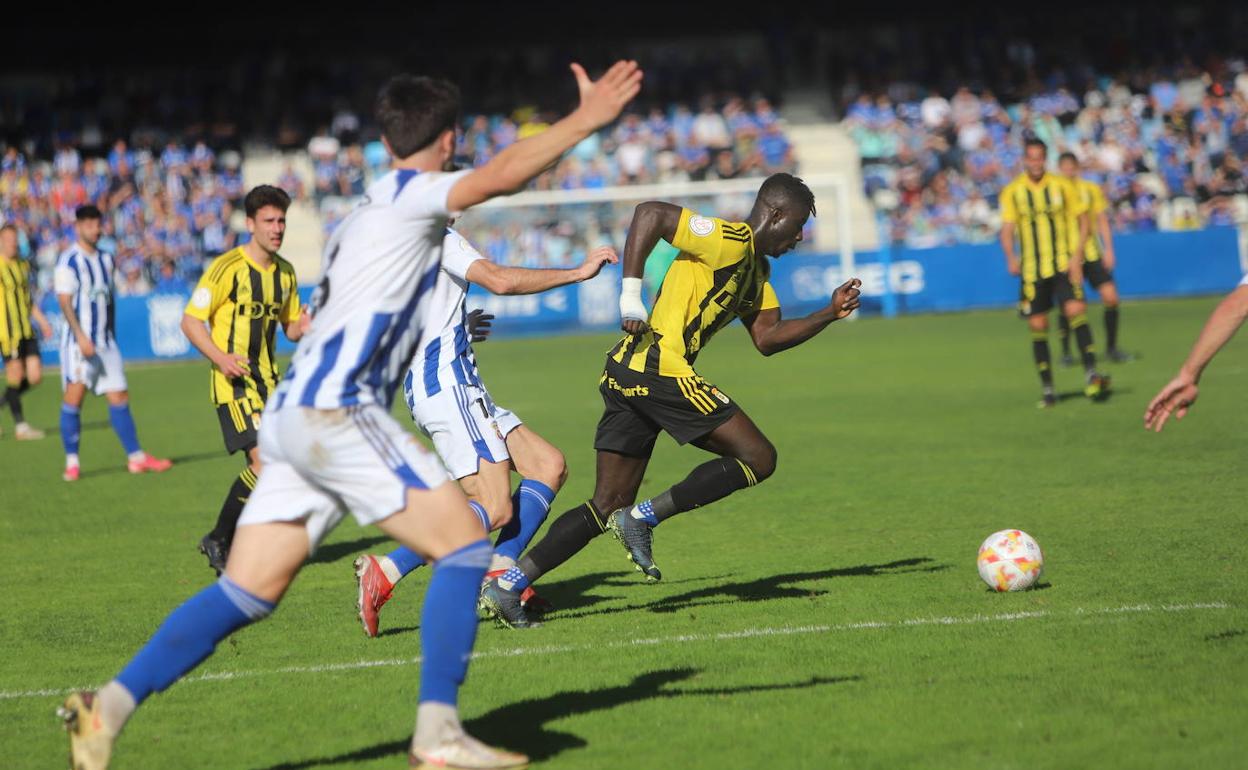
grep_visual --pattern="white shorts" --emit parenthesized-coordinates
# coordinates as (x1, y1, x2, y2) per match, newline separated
(410, 383, 523, 479)
(237, 404, 451, 553)
(61, 339, 127, 395)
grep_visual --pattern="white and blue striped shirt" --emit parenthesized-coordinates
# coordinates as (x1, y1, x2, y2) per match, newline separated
(278, 168, 470, 410)
(54, 245, 116, 348)
(403, 228, 485, 408)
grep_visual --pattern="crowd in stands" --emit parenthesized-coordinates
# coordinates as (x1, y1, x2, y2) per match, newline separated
(0, 140, 244, 294)
(848, 66, 1248, 248)
(313, 95, 795, 267)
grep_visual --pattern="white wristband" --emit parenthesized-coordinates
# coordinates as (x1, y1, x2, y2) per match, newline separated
(619, 277, 648, 322)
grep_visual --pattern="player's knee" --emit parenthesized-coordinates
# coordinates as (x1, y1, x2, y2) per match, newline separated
(747, 442, 778, 483)
(534, 447, 568, 490)
(26, 370, 41, 386)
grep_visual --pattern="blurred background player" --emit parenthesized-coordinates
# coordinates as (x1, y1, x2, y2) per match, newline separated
(354, 230, 619, 634)
(480, 174, 861, 627)
(182, 185, 307, 574)
(1000, 138, 1109, 408)
(1145, 274, 1248, 432)
(58, 61, 641, 770)
(1057, 152, 1129, 366)
(54, 205, 172, 481)
(0, 223, 53, 440)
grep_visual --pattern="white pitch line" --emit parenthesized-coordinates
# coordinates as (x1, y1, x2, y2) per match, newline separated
(0, 602, 1231, 702)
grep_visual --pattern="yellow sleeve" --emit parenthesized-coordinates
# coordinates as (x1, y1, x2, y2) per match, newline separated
(279, 263, 301, 324)
(1088, 182, 1108, 215)
(184, 258, 229, 321)
(999, 184, 1017, 224)
(668, 207, 742, 269)
(759, 281, 779, 311)
(1065, 179, 1088, 217)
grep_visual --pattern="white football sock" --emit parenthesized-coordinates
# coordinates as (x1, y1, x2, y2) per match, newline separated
(378, 556, 403, 585)
(412, 701, 463, 750)
(66, 453, 80, 468)
(96, 681, 137, 735)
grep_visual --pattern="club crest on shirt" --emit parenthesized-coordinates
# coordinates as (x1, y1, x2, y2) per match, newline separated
(688, 216, 715, 237)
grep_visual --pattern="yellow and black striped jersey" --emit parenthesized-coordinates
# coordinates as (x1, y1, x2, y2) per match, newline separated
(0, 255, 36, 356)
(1000, 173, 1081, 280)
(609, 207, 780, 378)
(184, 247, 301, 405)
(1068, 177, 1108, 262)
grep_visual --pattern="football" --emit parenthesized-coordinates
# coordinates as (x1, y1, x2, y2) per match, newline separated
(977, 529, 1044, 591)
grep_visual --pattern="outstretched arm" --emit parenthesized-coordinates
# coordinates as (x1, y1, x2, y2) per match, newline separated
(741, 278, 862, 356)
(618, 201, 682, 333)
(447, 61, 642, 212)
(466, 246, 618, 295)
(1144, 284, 1248, 431)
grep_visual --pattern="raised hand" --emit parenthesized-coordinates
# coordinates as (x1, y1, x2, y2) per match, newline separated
(1144, 372, 1199, 432)
(577, 246, 619, 282)
(570, 60, 643, 131)
(467, 309, 494, 343)
(829, 278, 862, 320)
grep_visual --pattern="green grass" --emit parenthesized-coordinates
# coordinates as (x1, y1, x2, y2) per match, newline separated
(2, 297, 1246, 769)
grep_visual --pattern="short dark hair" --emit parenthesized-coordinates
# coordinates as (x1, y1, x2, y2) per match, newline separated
(1058, 151, 1078, 164)
(244, 185, 291, 219)
(375, 75, 461, 159)
(75, 205, 102, 221)
(1023, 137, 1047, 154)
(757, 173, 816, 217)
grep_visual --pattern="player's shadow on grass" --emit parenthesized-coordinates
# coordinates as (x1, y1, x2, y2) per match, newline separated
(76, 450, 225, 479)
(252, 667, 860, 768)
(553, 557, 949, 621)
(307, 535, 391, 565)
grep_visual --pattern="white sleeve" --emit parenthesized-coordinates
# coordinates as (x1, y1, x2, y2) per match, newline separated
(395, 169, 473, 221)
(1240, 274, 1248, 286)
(441, 229, 485, 281)
(53, 256, 79, 295)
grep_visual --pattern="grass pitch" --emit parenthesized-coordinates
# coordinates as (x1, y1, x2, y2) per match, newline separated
(1, 297, 1245, 769)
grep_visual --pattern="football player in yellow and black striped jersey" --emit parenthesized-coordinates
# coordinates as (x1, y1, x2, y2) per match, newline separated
(1057, 152, 1128, 364)
(483, 174, 861, 604)
(0, 223, 54, 440)
(180, 185, 308, 573)
(1000, 138, 1108, 408)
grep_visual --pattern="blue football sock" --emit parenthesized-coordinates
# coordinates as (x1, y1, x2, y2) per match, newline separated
(116, 576, 274, 704)
(632, 499, 660, 527)
(386, 545, 426, 578)
(108, 402, 142, 455)
(492, 479, 556, 561)
(60, 403, 80, 456)
(468, 500, 490, 534)
(419, 539, 490, 705)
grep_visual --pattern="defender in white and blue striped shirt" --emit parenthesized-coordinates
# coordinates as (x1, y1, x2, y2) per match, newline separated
(352, 227, 617, 635)
(62, 62, 643, 770)
(53, 205, 171, 481)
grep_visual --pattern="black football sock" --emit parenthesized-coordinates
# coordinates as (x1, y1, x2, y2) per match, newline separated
(632, 458, 758, 526)
(1104, 306, 1120, 352)
(208, 466, 258, 543)
(1070, 314, 1097, 373)
(1057, 313, 1071, 356)
(4, 385, 23, 424)
(1031, 332, 1054, 392)
(516, 500, 606, 583)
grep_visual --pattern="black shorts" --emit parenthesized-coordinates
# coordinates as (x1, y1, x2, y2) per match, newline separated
(216, 397, 262, 455)
(593, 358, 738, 457)
(1082, 260, 1114, 288)
(1019, 274, 1084, 317)
(2, 337, 39, 362)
